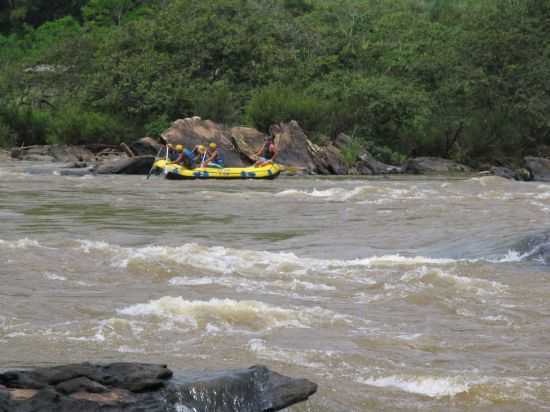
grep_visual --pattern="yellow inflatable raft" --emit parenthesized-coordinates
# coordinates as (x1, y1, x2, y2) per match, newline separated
(151, 159, 281, 180)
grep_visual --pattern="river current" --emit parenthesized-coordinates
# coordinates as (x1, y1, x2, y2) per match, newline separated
(1, 159, 550, 411)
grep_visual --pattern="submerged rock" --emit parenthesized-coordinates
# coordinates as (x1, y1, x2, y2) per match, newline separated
(356, 151, 402, 175)
(0, 363, 317, 412)
(524, 156, 550, 182)
(405, 157, 471, 174)
(94, 155, 155, 175)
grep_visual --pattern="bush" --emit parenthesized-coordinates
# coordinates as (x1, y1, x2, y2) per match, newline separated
(341, 138, 364, 167)
(0, 122, 14, 148)
(47, 106, 127, 145)
(144, 114, 171, 138)
(193, 82, 239, 125)
(0, 107, 51, 146)
(245, 85, 329, 133)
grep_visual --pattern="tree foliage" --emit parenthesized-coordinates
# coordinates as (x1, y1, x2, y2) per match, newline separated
(1, 0, 549, 164)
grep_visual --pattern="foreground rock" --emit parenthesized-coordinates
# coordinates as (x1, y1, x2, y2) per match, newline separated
(0, 362, 317, 412)
(524, 156, 550, 182)
(405, 157, 471, 174)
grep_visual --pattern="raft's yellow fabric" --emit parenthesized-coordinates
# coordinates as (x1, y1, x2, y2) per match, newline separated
(153, 160, 281, 179)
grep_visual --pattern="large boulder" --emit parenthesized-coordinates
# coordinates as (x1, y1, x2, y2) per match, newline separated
(94, 155, 154, 175)
(308, 142, 348, 175)
(229, 126, 265, 163)
(231, 121, 340, 173)
(405, 157, 471, 174)
(524, 156, 550, 182)
(11, 145, 95, 163)
(0, 363, 317, 412)
(162, 117, 245, 167)
(272, 121, 316, 171)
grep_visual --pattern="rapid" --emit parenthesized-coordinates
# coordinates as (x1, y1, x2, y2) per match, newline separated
(1, 159, 550, 411)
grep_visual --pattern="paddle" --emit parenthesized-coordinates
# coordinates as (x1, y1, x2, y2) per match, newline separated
(146, 146, 164, 179)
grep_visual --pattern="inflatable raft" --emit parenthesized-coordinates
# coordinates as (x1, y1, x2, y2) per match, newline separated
(151, 159, 281, 180)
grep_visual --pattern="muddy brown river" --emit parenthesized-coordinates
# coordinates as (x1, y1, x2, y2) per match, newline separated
(1, 159, 550, 411)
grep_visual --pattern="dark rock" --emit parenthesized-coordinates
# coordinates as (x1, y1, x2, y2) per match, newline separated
(0, 363, 316, 412)
(489, 166, 516, 179)
(129, 137, 163, 157)
(405, 157, 471, 174)
(524, 156, 550, 182)
(164, 365, 317, 412)
(488, 166, 531, 181)
(62, 162, 88, 169)
(56, 377, 108, 395)
(94, 155, 154, 175)
(356, 151, 403, 175)
(162, 117, 245, 167)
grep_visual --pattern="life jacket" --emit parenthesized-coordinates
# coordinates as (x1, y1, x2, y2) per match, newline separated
(263, 142, 275, 159)
(209, 149, 224, 166)
(183, 148, 193, 160)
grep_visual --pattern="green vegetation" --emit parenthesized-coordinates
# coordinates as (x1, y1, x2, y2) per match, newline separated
(1, 0, 549, 165)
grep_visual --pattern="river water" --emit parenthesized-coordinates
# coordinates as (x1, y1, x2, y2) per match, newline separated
(1, 159, 550, 411)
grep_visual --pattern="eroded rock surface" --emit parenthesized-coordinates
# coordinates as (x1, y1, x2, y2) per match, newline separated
(0, 363, 317, 412)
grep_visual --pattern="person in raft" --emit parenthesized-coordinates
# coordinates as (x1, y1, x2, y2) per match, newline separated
(166, 144, 180, 162)
(173, 144, 206, 168)
(255, 133, 278, 167)
(202, 143, 225, 168)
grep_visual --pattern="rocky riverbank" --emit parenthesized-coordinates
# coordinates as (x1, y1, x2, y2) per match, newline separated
(5, 117, 550, 181)
(0, 362, 317, 412)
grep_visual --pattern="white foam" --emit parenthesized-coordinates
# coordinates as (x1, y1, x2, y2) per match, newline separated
(359, 375, 478, 398)
(274, 185, 427, 202)
(43, 272, 67, 281)
(117, 297, 341, 331)
(248, 339, 331, 369)
(76, 240, 461, 280)
(0, 238, 43, 249)
(400, 267, 508, 295)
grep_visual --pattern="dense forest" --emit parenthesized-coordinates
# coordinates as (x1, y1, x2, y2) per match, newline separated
(1, 0, 549, 166)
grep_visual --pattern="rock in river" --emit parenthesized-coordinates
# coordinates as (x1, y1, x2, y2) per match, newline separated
(93, 155, 155, 175)
(405, 156, 471, 174)
(524, 156, 550, 182)
(0, 362, 317, 412)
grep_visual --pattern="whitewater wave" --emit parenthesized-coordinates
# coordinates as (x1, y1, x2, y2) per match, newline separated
(358, 374, 481, 398)
(400, 267, 508, 296)
(0, 238, 43, 249)
(274, 185, 431, 202)
(76, 240, 464, 280)
(117, 297, 346, 332)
